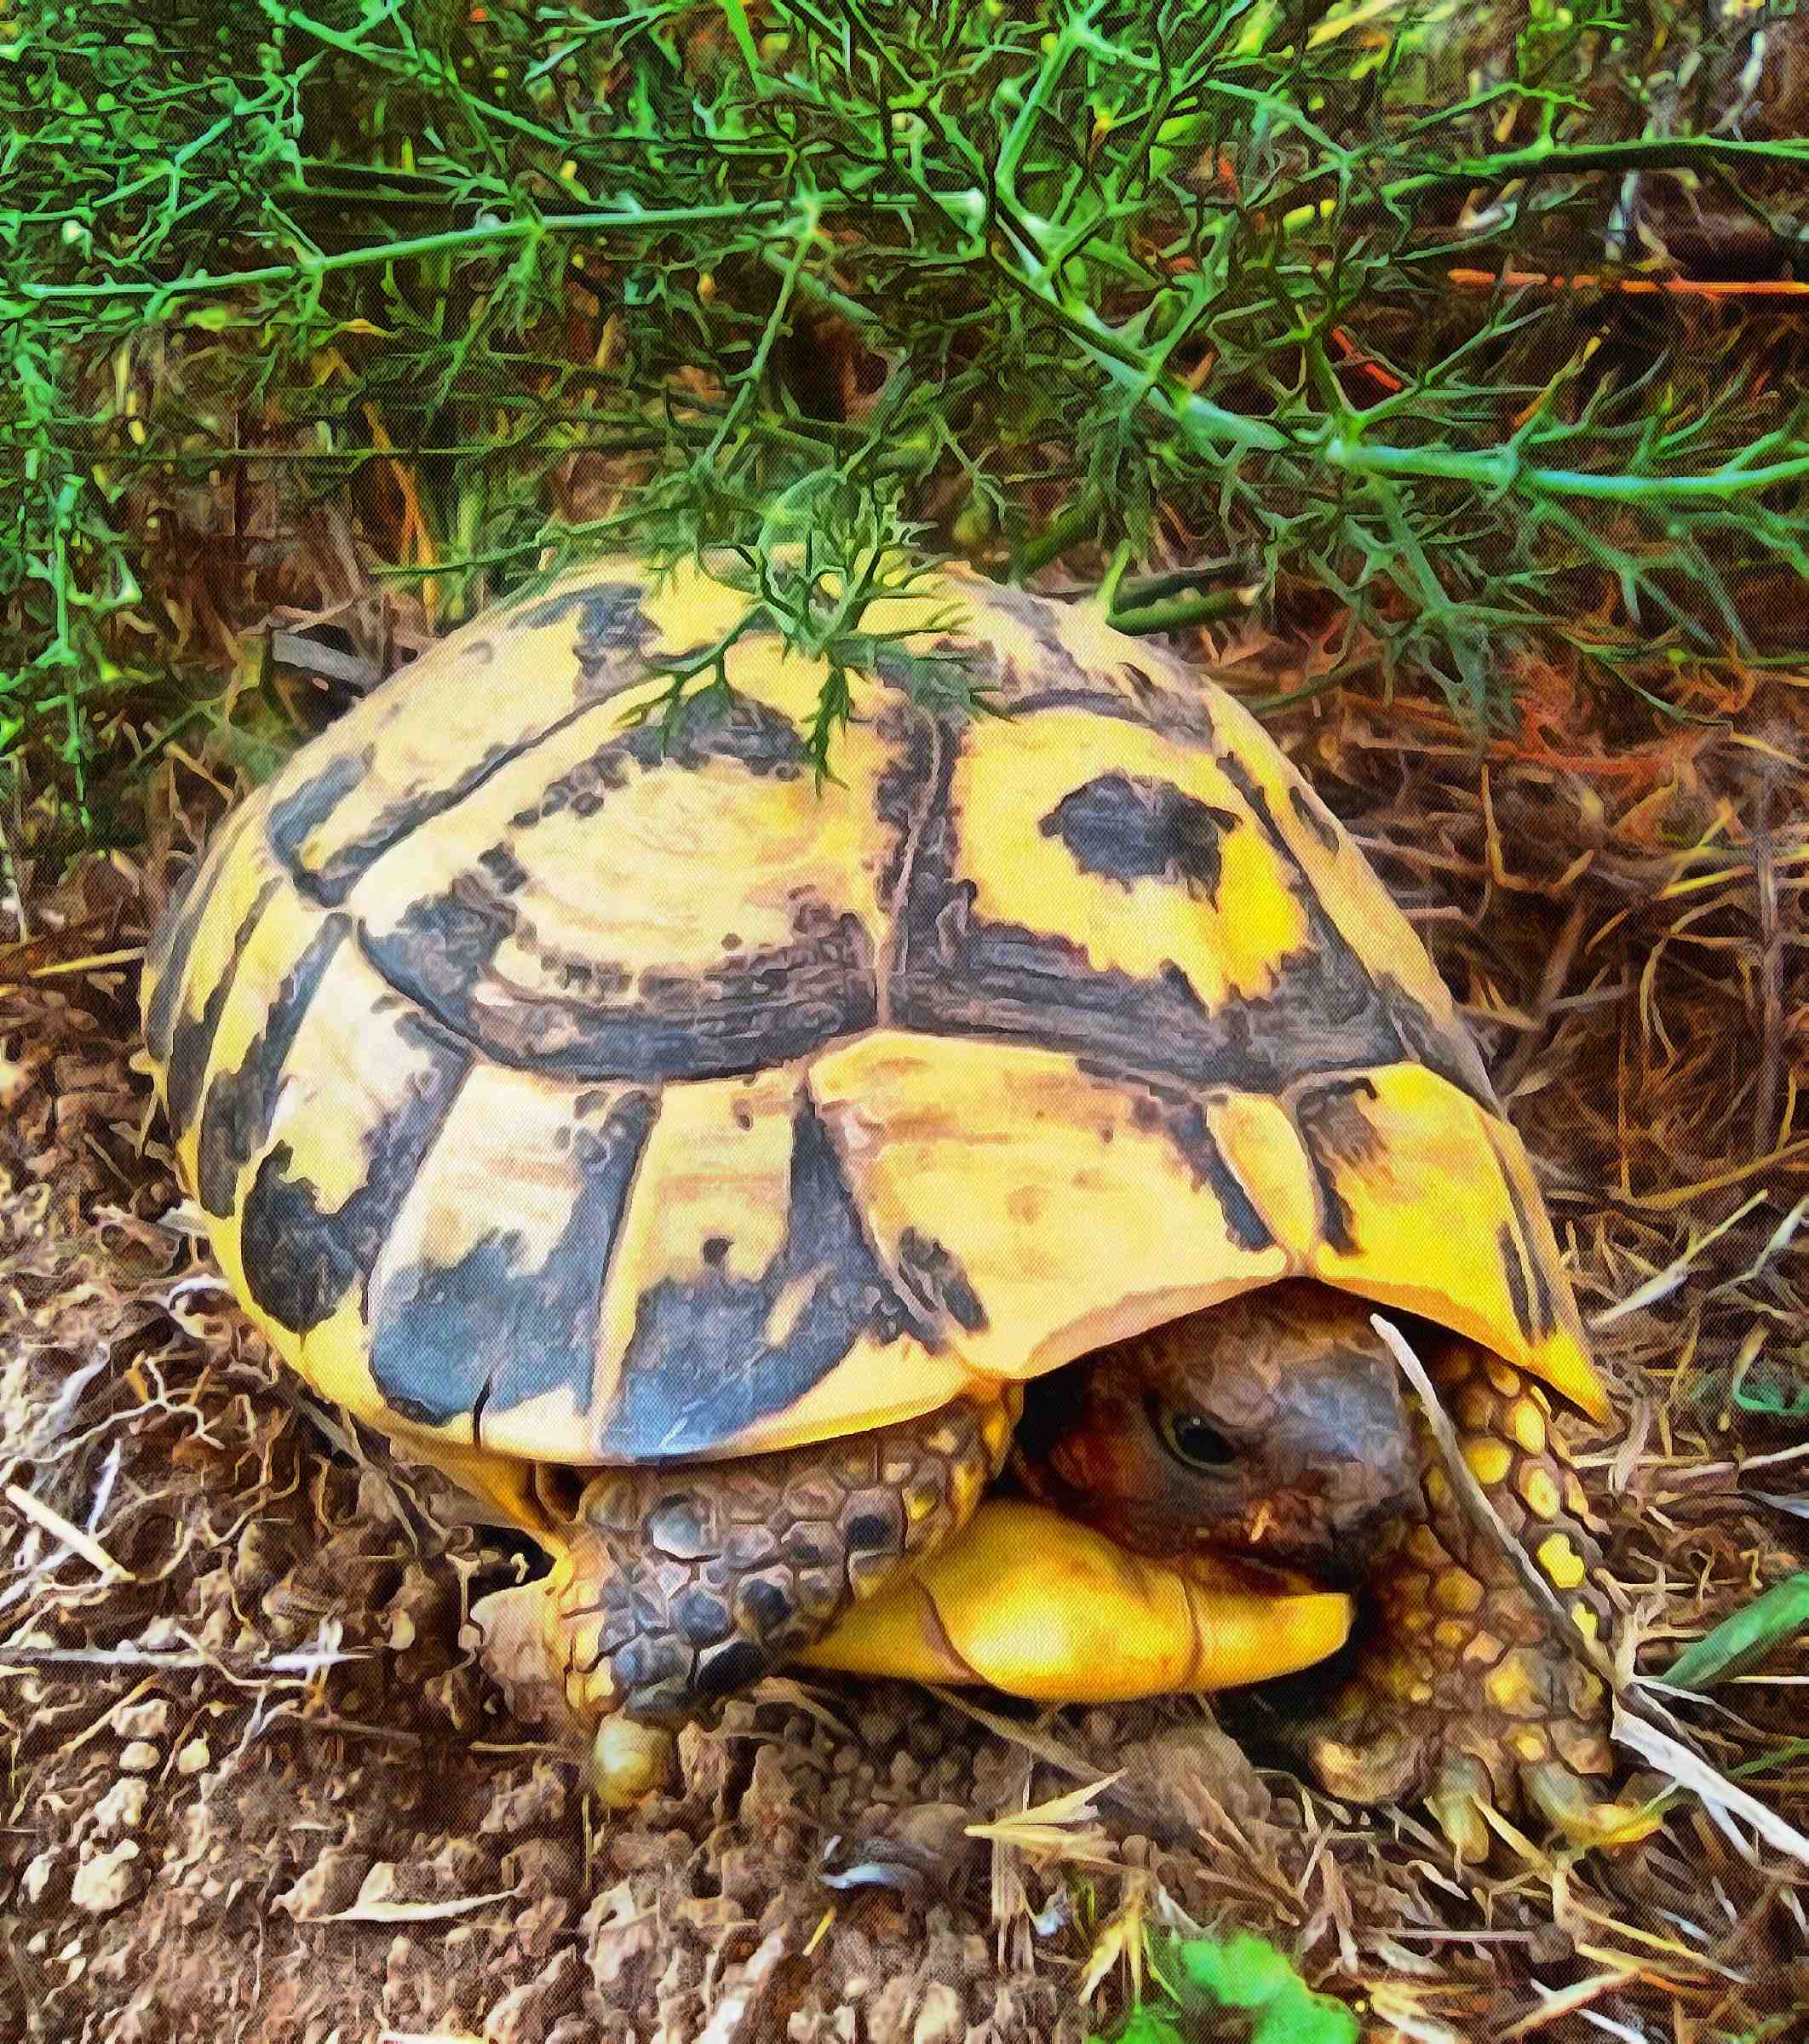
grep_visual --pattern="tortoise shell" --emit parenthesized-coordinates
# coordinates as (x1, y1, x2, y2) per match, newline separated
(142, 558, 1607, 1469)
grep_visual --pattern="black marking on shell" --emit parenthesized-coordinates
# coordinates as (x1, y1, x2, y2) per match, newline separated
(361, 873, 522, 1028)
(365, 898, 876, 1085)
(1009, 683, 1218, 749)
(1041, 772, 1241, 901)
(143, 863, 204, 1054)
(508, 743, 633, 828)
(367, 1089, 657, 1431)
(477, 842, 531, 893)
(507, 578, 652, 691)
(238, 1014, 470, 1337)
(296, 734, 566, 908)
(1291, 1078, 1382, 1258)
(512, 691, 810, 831)
(1289, 784, 1344, 855)
(265, 749, 376, 881)
(1381, 973, 1497, 1107)
(971, 583, 1098, 696)
(646, 691, 811, 777)
(1484, 1121, 1559, 1342)
(872, 702, 937, 916)
(895, 1229, 987, 1333)
(1131, 1090, 1274, 1253)
(1215, 749, 1497, 1111)
(1497, 1222, 1537, 1348)
(144, 815, 252, 1067)
(193, 907, 347, 1216)
(164, 876, 283, 1136)
(601, 1096, 933, 1458)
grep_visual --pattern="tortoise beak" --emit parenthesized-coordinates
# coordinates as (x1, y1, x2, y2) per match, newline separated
(1236, 1352, 1422, 1588)
(1295, 1496, 1410, 1591)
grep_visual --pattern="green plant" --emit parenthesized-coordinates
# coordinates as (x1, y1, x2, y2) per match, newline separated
(6, 0, 1809, 845)
(1092, 1930, 1358, 2044)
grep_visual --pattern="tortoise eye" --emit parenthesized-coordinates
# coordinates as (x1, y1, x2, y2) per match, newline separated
(1157, 1406, 1238, 1470)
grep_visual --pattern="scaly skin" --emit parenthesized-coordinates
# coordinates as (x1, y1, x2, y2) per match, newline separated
(548, 1393, 1017, 1802)
(1302, 1337, 1651, 1857)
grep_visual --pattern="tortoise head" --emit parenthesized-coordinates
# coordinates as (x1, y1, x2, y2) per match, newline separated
(1013, 1280, 1419, 1588)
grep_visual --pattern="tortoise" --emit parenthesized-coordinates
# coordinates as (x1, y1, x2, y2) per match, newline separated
(141, 554, 1640, 1852)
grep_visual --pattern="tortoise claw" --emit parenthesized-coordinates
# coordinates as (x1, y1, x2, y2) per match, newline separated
(593, 1718, 676, 1807)
(1289, 1339, 1657, 1862)
(1301, 1720, 1421, 1807)
(1427, 1753, 1495, 1866)
(1520, 1759, 1663, 1849)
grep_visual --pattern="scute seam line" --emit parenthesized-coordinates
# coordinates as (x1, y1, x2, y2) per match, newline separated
(273, 692, 642, 909)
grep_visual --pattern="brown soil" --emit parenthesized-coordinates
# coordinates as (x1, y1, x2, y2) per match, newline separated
(5, 651, 1809, 2044)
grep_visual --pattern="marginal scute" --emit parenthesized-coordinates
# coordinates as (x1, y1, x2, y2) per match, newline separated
(238, 1010, 469, 1336)
(194, 900, 341, 1216)
(584, 1075, 945, 1461)
(144, 803, 270, 1102)
(167, 876, 283, 1135)
(266, 747, 376, 886)
(368, 1079, 657, 1438)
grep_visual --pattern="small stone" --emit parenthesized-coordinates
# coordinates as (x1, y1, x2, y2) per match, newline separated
(113, 1698, 170, 1742)
(504, 1837, 578, 1898)
(118, 1741, 159, 1775)
(741, 1742, 800, 1830)
(175, 1737, 211, 1777)
(93, 1777, 149, 1834)
(21, 1851, 60, 1906)
(512, 1892, 577, 1959)
(481, 1761, 569, 1835)
(483, 1946, 583, 2044)
(276, 1846, 376, 1921)
(720, 1844, 772, 1906)
(586, 1879, 660, 1989)
(608, 1828, 692, 1873)
(72, 1840, 143, 1914)
(910, 1984, 964, 2044)
(866, 1978, 916, 2044)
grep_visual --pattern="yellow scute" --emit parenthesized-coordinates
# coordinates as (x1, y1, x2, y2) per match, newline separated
(808, 1031, 1295, 1386)
(1295, 1062, 1608, 1420)
(951, 709, 1308, 1002)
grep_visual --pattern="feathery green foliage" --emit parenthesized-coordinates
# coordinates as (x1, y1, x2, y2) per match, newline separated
(5, 0, 1809, 844)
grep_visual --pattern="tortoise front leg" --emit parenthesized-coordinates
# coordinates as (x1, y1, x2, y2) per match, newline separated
(1301, 1336, 1654, 1859)
(547, 1392, 1016, 1804)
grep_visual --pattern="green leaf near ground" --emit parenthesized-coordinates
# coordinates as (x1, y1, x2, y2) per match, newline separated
(1665, 1574, 1809, 1693)
(1092, 1932, 1358, 2044)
